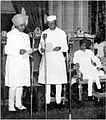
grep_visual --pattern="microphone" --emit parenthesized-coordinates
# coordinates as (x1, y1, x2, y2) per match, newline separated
(42, 33, 47, 51)
(32, 31, 36, 39)
(28, 31, 37, 39)
(43, 33, 47, 42)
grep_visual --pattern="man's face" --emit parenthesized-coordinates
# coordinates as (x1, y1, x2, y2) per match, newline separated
(80, 43, 86, 51)
(16, 23, 26, 32)
(48, 20, 56, 30)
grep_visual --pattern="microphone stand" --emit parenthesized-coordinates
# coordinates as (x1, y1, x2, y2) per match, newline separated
(1, 31, 7, 118)
(68, 39, 73, 120)
(30, 32, 35, 119)
(43, 34, 47, 119)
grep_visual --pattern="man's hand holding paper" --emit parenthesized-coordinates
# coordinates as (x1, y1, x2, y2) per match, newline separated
(53, 46, 61, 51)
(22, 48, 37, 59)
(41, 42, 53, 52)
(27, 48, 38, 55)
(40, 42, 61, 52)
(46, 42, 53, 52)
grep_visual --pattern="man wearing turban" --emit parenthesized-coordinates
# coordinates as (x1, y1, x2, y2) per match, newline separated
(5, 14, 32, 111)
(38, 15, 68, 105)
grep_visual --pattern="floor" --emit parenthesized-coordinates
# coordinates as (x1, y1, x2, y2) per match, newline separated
(1, 83, 106, 119)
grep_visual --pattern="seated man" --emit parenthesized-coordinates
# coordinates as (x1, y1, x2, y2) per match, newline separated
(93, 48, 105, 76)
(96, 41, 106, 58)
(73, 38, 102, 100)
(101, 46, 106, 74)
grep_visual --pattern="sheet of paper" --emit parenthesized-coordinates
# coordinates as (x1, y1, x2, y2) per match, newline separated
(22, 48, 38, 59)
(46, 42, 53, 52)
(27, 48, 38, 54)
(41, 42, 53, 52)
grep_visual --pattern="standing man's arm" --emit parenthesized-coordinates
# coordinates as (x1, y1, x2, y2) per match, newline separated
(55, 31, 68, 52)
(5, 33, 20, 56)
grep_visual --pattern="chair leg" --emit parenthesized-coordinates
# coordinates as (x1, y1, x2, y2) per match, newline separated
(63, 85, 66, 104)
(78, 82, 82, 101)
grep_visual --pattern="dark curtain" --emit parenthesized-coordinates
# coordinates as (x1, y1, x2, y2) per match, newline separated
(96, 1, 105, 42)
(88, 1, 105, 43)
(12, 0, 48, 33)
(11, 1, 49, 72)
(88, 1, 97, 35)
(1, 13, 15, 32)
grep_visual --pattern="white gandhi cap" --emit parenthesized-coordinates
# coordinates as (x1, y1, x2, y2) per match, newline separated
(47, 15, 56, 22)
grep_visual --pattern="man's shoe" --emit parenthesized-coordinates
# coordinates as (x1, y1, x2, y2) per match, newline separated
(97, 88, 103, 93)
(46, 98, 51, 104)
(9, 107, 16, 112)
(56, 99, 61, 104)
(57, 102, 63, 109)
(16, 105, 27, 110)
(88, 96, 93, 101)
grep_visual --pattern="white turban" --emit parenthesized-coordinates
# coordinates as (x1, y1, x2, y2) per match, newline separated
(12, 14, 28, 26)
(47, 15, 56, 22)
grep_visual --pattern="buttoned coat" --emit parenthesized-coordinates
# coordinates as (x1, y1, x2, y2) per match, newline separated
(73, 49, 101, 80)
(5, 28, 31, 87)
(38, 27, 68, 84)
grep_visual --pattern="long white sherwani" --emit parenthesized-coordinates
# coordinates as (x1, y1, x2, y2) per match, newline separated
(73, 49, 101, 96)
(38, 27, 68, 104)
(38, 27, 68, 84)
(5, 28, 31, 87)
(5, 28, 31, 110)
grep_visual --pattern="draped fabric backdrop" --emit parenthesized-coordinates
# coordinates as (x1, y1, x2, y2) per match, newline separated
(11, 1, 49, 72)
(48, 0, 105, 42)
(88, 1, 105, 43)
(48, 1, 88, 34)
(12, 0, 48, 33)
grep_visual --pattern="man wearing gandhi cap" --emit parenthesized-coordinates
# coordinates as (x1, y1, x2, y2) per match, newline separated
(38, 15, 68, 105)
(5, 14, 31, 111)
(47, 15, 56, 21)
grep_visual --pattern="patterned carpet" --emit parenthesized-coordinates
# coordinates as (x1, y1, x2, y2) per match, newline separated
(1, 83, 106, 119)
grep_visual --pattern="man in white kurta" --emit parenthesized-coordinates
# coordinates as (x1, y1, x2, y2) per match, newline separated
(73, 39, 102, 100)
(5, 14, 32, 111)
(38, 15, 68, 104)
(94, 41, 106, 58)
(101, 46, 106, 74)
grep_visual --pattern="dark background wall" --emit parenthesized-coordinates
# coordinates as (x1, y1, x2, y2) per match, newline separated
(1, 13, 15, 32)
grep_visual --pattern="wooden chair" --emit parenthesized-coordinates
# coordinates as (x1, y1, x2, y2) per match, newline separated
(78, 75, 106, 101)
(92, 75, 106, 102)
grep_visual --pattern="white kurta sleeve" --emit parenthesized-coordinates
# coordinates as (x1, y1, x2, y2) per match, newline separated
(25, 35, 31, 51)
(90, 50, 101, 68)
(38, 43, 42, 54)
(96, 57, 102, 68)
(27, 36, 31, 50)
(5, 33, 20, 56)
(38, 33, 45, 54)
(60, 32, 68, 52)
(73, 52, 79, 64)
